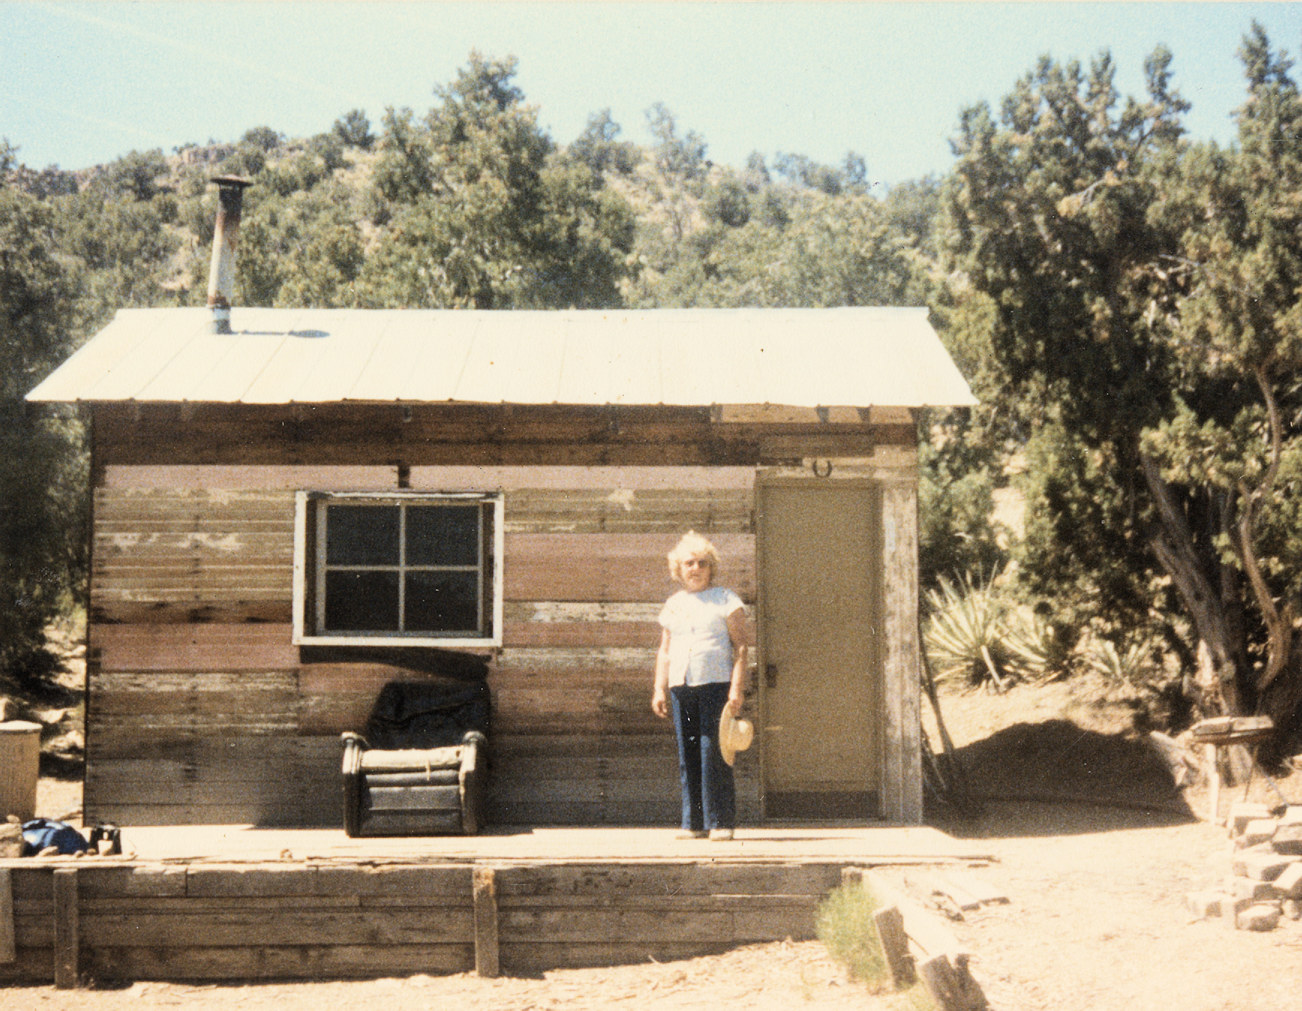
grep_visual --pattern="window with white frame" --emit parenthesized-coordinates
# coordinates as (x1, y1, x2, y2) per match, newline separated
(293, 492, 503, 646)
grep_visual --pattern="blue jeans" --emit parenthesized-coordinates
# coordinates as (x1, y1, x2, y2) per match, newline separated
(670, 682, 735, 831)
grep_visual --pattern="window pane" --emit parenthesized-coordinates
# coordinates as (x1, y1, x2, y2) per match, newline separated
(324, 571, 400, 632)
(326, 506, 399, 566)
(406, 505, 480, 567)
(405, 571, 479, 633)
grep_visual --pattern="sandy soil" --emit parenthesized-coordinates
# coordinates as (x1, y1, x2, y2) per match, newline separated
(11, 675, 1302, 1010)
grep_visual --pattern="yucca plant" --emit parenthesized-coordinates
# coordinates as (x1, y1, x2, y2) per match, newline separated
(1003, 607, 1069, 683)
(923, 572, 1011, 689)
(1084, 635, 1153, 687)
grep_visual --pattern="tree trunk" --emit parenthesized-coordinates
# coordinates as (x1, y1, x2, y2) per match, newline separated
(1258, 636, 1302, 766)
(1140, 453, 1245, 715)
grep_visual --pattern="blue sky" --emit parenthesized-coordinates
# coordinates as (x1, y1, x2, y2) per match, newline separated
(4, 2, 1301, 186)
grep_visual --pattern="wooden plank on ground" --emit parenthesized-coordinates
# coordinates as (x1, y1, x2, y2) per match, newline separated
(862, 869, 967, 961)
(939, 870, 1008, 907)
(920, 872, 983, 912)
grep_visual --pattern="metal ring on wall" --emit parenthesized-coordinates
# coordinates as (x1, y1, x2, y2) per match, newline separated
(812, 459, 833, 478)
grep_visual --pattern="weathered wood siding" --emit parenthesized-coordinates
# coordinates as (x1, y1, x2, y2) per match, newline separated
(85, 404, 916, 826)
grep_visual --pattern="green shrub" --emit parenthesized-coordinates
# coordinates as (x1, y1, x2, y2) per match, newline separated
(815, 884, 940, 1008)
(815, 884, 888, 987)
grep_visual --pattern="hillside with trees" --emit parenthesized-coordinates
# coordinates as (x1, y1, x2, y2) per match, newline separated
(3, 30, 1300, 762)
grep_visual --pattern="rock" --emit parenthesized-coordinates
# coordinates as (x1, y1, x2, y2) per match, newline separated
(1236, 819, 1278, 848)
(1232, 878, 1280, 905)
(1228, 802, 1274, 835)
(1186, 891, 1228, 918)
(1279, 805, 1302, 827)
(1273, 861, 1302, 899)
(1233, 850, 1295, 881)
(1272, 823, 1302, 856)
(1235, 903, 1282, 932)
(0, 820, 22, 858)
(1284, 898, 1302, 921)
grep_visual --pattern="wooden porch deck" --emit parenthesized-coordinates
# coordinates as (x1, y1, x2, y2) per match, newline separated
(111, 822, 981, 863)
(1, 824, 992, 987)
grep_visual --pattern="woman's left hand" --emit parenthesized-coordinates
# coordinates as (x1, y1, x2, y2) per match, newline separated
(725, 691, 744, 717)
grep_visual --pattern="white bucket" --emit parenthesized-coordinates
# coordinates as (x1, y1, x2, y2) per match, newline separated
(0, 721, 42, 822)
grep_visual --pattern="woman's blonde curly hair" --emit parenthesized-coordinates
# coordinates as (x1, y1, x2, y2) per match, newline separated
(667, 531, 722, 587)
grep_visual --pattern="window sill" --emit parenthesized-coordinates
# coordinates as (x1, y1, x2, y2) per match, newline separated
(293, 633, 501, 649)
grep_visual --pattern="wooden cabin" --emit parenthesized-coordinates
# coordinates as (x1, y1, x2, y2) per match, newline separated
(28, 304, 974, 827)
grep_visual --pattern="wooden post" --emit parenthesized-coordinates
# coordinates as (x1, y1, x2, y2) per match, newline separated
(0, 868, 14, 964)
(473, 866, 499, 978)
(882, 479, 923, 824)
(1206, 743, 1221, 824)
(872, 904, 915, 988)
(54, 867, 79, 989)
(918, 954, 964, 1009)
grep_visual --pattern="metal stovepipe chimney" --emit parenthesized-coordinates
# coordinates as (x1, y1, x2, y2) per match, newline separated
(206, 175, 252, 334)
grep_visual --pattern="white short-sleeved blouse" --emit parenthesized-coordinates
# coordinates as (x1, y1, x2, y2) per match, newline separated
(658, 586, 745, 688)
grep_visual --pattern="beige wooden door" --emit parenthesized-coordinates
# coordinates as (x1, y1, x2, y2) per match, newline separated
(758, 478, 881, 819)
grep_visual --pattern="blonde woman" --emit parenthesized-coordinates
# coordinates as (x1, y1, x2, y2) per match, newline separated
(652, 532, 748, 840)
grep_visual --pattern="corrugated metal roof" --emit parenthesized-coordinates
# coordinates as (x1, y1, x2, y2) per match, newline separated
(26, 306, 977, 408)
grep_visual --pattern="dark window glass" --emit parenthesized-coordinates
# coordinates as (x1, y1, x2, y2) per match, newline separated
(326, 506, 399, 566)
(407, 505, 480, 566)
(324, 571, 400, 631)
(405, 571, 479, 632)
(316, 498, 493, 639)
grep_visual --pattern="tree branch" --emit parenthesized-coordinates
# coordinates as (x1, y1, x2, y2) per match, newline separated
(1239, 363, 1294, 691)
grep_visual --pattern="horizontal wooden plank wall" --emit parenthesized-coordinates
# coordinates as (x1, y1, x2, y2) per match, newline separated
(494, 861, 843, 973)
(86, 404, 915, 827)
(0, 859, 845, 984)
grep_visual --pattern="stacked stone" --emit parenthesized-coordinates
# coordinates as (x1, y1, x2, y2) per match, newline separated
(1188, 802, 1302, 931)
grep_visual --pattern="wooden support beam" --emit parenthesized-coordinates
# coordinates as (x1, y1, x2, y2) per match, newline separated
(54, 868, 79, 989)
(0, 869, 14, 964)
(473, 866, 499, 978)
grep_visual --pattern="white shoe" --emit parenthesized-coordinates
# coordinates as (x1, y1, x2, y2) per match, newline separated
(676, 829, 708, 839)
(708, 828, 734, 841)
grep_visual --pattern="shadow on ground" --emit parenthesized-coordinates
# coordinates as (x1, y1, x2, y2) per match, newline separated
(929, 718, 1198, 838)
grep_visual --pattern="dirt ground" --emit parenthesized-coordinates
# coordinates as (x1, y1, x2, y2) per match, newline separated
(12, 674, 1302, 1010)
